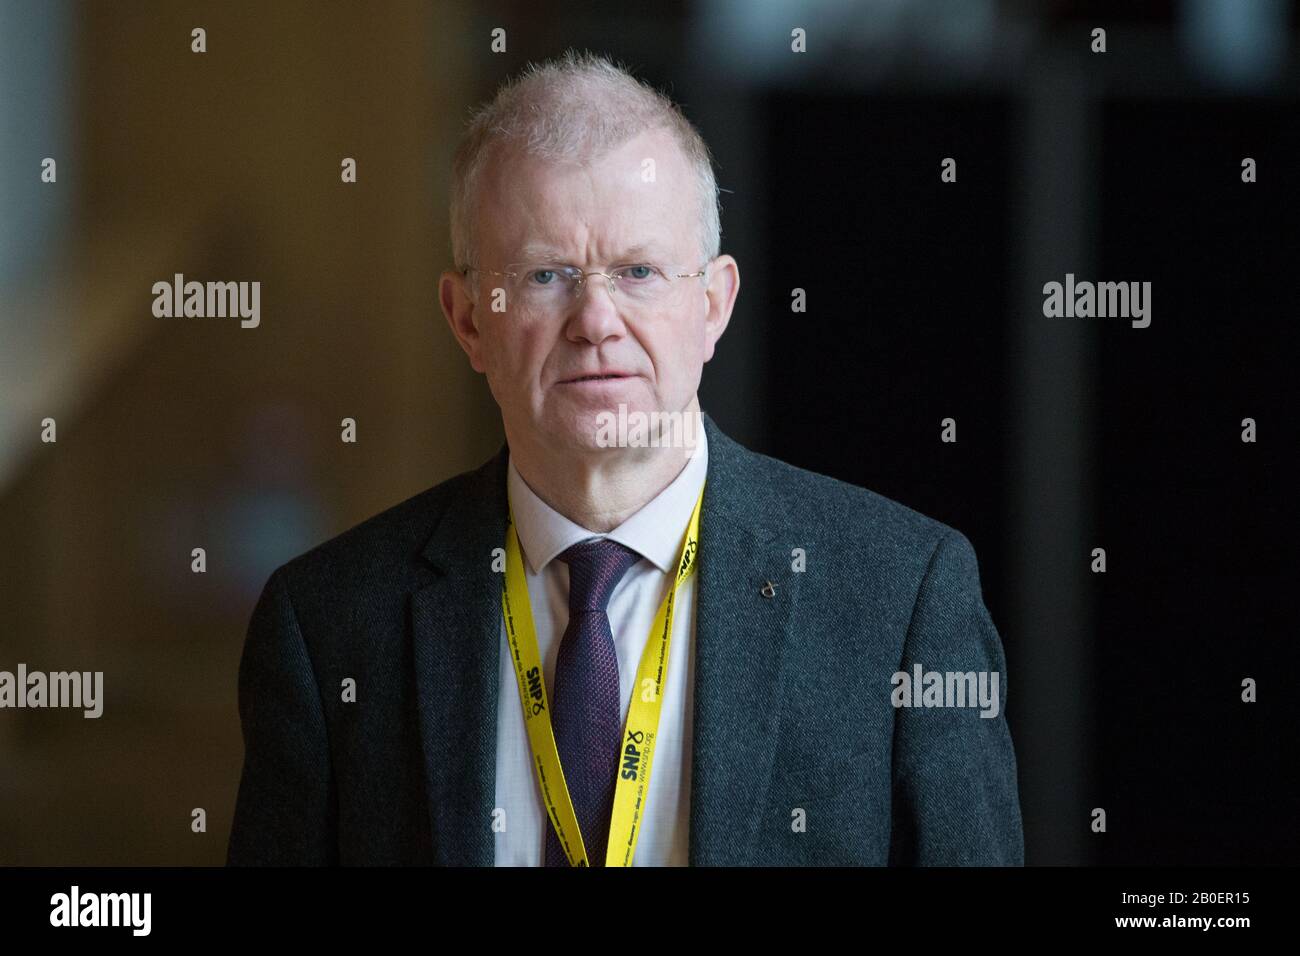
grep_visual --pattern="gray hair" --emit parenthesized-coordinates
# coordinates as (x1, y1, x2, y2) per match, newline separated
(449, 49, 721, 274)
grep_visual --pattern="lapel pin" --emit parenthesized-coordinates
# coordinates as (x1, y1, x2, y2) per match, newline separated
(761, 580, 777, 599)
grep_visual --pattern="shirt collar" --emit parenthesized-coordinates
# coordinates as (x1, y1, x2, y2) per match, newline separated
(507, 425, 709, 576)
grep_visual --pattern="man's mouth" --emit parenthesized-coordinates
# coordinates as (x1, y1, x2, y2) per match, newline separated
(560, 373, 632, 383)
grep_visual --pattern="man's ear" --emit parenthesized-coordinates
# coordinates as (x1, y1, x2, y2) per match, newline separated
(439, 270, 486, 373)
(701, 254, 739, 362)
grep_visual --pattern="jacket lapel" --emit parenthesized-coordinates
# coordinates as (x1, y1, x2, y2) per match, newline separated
(411, 445, 508, 865)
(688, 414, 798, 865)
(409, 412, 798, 866)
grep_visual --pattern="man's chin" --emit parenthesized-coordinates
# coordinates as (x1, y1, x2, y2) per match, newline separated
(549, 408, 625, 451)
(545, 401, 704, 456)
(542, 402, 654, 453)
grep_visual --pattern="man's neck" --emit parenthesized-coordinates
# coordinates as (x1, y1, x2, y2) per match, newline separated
(507, 401, 704, 534)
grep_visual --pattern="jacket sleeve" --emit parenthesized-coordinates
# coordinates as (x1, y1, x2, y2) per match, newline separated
(888, 530, 1025, 865)
(227, 566, 338, 865)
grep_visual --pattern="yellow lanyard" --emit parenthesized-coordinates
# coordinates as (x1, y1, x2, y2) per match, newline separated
(500, 483, 704, 866)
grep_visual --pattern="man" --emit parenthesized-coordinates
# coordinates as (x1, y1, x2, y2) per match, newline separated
(227, 50, 1023, 866)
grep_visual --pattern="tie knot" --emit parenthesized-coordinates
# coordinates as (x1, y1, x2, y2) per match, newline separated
(559, 538, 642, 612)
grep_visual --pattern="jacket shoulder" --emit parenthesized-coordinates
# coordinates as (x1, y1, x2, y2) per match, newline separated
(262, 457, 495, 599)
(737, 444, 970, 560)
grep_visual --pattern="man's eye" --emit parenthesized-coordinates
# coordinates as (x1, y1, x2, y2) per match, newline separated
(529, 270, 558, 285)
(620, 265, 656, 281)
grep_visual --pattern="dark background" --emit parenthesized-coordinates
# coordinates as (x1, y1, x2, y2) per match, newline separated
(1, 0, 1295, 865)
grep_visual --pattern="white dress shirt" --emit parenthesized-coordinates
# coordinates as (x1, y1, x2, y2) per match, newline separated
(493, 427, 709, 866)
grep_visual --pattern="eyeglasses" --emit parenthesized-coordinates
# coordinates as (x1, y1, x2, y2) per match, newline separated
(460, 261, 708, 311)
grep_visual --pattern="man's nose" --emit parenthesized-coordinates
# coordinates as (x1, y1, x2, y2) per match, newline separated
(565, 274, 625, 342)
(575, 271, 620, 302)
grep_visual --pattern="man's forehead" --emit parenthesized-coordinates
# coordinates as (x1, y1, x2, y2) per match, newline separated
(482, 187, 692, 264)
(477, 129, 697, 262)
(484, 131, 683, 205)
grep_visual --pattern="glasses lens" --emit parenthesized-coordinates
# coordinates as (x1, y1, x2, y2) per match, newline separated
(611, 265, 672, 302)
(503, 262, 683, 311)
(509, 264, 576, 309)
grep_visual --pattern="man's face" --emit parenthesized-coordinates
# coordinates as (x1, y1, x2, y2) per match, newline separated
(441, 126, 737, 455)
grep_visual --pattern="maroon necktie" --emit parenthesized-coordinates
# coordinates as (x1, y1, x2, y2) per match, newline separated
(543, 537, 642, 867)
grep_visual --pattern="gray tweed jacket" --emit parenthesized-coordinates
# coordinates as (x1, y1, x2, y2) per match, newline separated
(227, 411, 1024, 865)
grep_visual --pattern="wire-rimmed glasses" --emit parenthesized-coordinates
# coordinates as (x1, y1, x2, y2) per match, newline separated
(460, 261, 708, 311)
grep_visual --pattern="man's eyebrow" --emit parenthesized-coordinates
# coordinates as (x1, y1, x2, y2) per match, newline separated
(513, 243, 665, 263)
(615, 244, 663, 261)
(514, 242, 565, 262)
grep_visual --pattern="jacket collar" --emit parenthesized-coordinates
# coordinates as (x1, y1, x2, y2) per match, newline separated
(412, 411, 797, 865)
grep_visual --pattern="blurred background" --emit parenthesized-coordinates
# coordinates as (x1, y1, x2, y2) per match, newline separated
(0, 0, 1296, 865)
